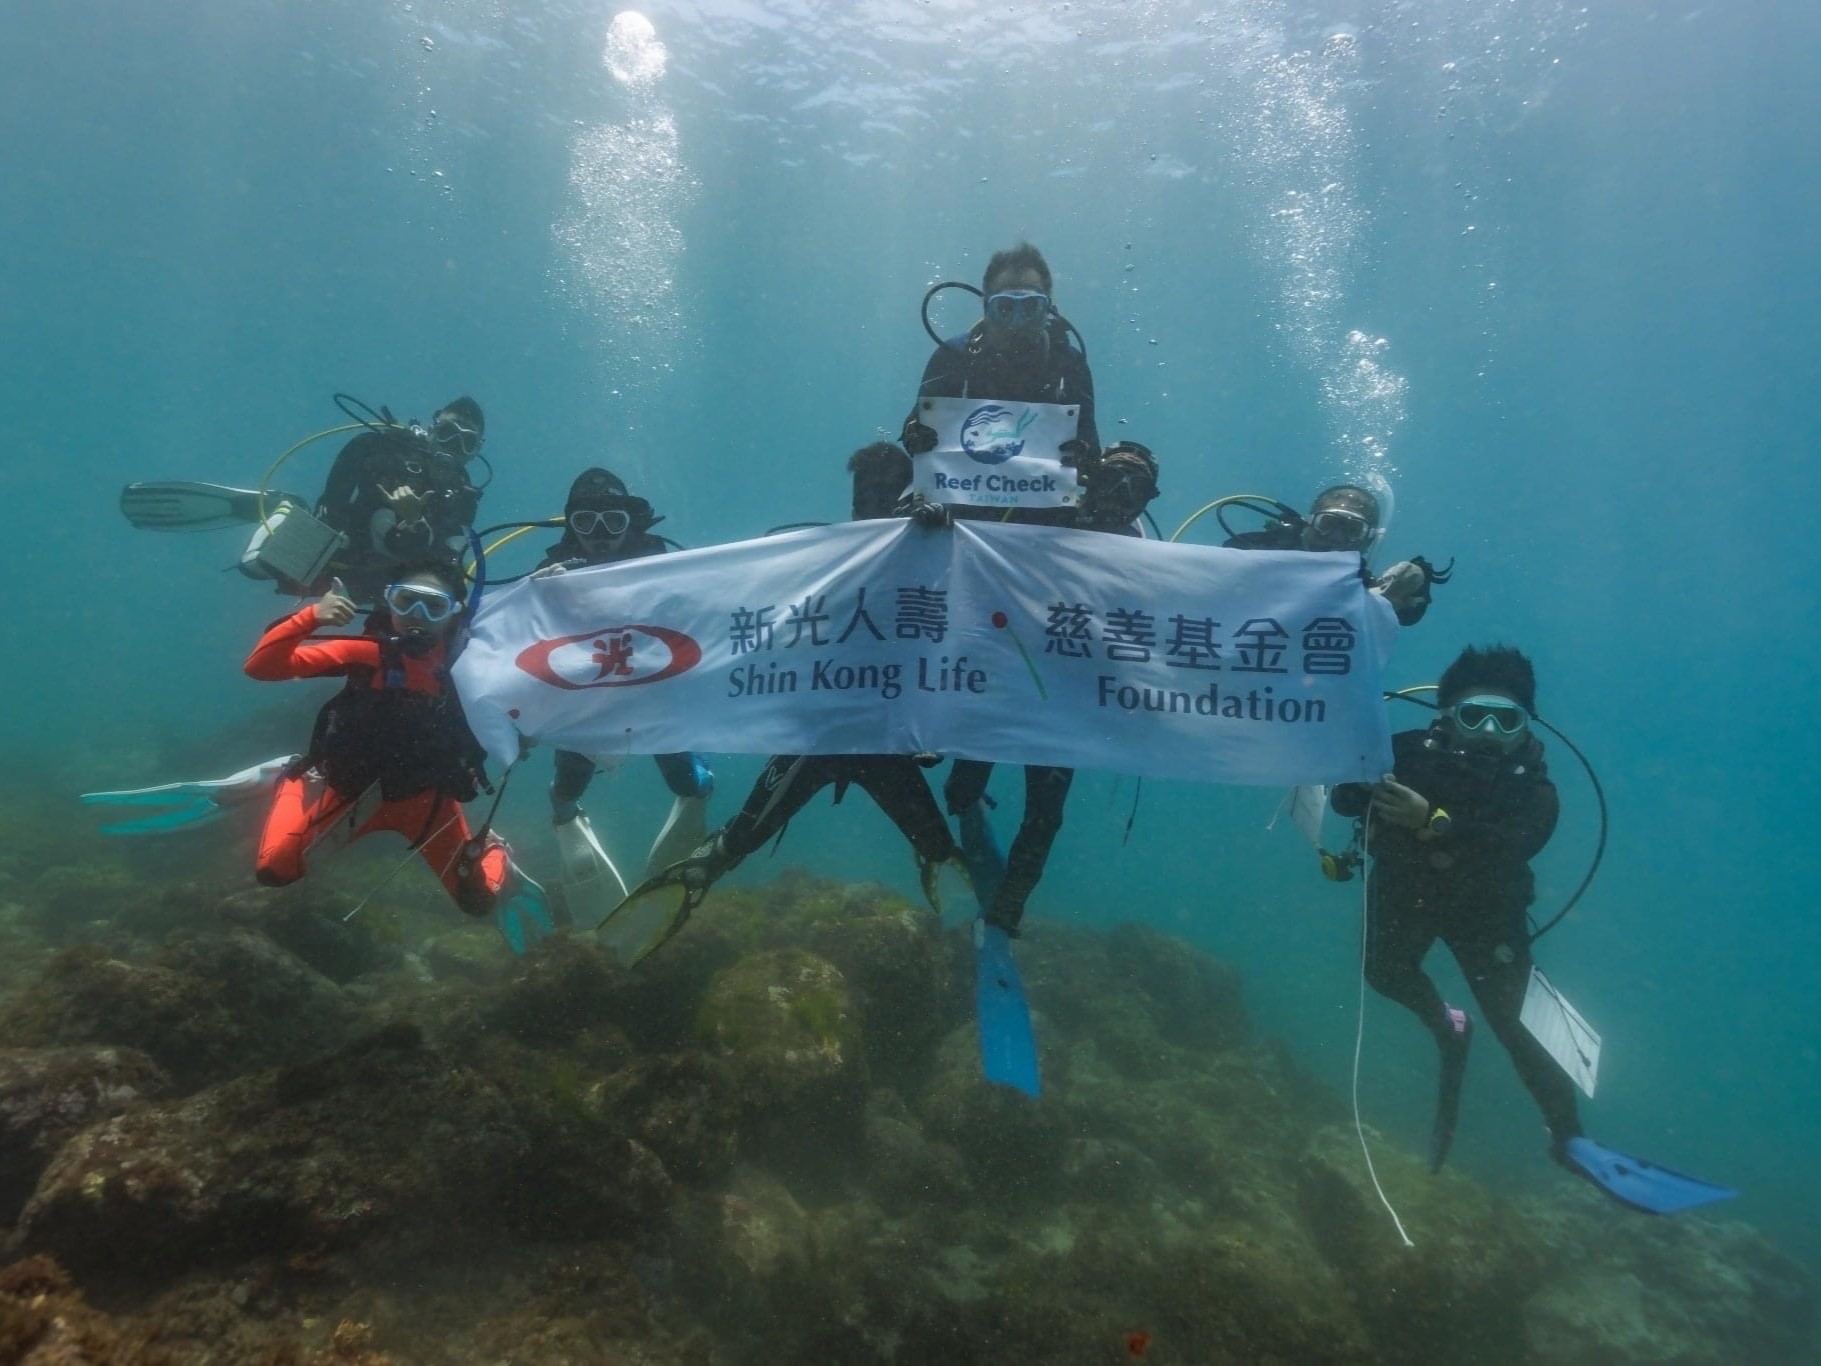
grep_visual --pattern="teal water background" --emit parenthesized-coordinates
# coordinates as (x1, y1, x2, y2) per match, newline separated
(3, 0, 1817, 1270)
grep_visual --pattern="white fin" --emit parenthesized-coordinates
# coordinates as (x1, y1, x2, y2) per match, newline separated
(557, 813, 629, 919)
(644, 794, 709, 880)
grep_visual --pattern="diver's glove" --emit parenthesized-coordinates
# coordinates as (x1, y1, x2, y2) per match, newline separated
(901, 419, 939, 456)
(895, 491, 952, 529)
(1373, 559, 1439, 626)
(1058, 437, 1099, 471)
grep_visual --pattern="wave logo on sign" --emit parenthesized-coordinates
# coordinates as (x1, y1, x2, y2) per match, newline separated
(960, 404, 1038, 465)
(516, 624, 702, 690)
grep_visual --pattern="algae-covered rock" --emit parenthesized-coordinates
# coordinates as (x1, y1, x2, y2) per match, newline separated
(800, 885, 956, 1084)
(13, 1023, 528, 1277)
(221, 888, 402, 984)
(862, 1088, 971, 1213)
(0, 1253, 172, 1364)
(0, 932, 362, 1091)
(593, 1051, 743, 1183)
(1019, 922, 1247, 1081)
(696, 948, 866, 1114)
(482, 935, 625, 1046)
(1298, 1122, 1550, 1359)
(0, 1046, 170, 1224)
(1521, 1196, 1820, 1364)
(917, 1023, 1070, 1194)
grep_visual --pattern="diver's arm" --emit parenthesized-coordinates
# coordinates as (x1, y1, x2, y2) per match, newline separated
(244, 607, 378, 681)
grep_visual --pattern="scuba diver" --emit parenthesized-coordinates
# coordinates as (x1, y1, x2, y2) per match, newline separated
(594, 442, 961, 965)
(308, 397, 488, 602)
(901, 241, 1098, 524)
(1219, 482, 1448, 627)
(244, 557, 514, 917)
(941, 441, 1163, 937)
(534, 468, 715, 912)
(1330, 645, 1734, 1214)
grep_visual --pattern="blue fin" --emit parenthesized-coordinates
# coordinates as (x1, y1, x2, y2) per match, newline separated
(959, 804, 1039, 1097)
(1564, 1137, 1737, 1215)
(975, 920, 1039, 1097)
(496, 870, 557, 956)
(958, 803, 1005, 903)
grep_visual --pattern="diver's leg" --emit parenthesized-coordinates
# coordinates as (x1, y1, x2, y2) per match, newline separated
(402, 796, 507, 917)
(716, 755, 837, 862)
(1450, 908, 1583, 1146)
(1367, 884, 1470, 1170)
(851, 757, 961, 866)
(550, 749, 596, 824)
(1361, 882, 1447, 1029)
(255, 774, 336, 887)
(943, 759, 993, 816)
(987, 765, 1075, 933)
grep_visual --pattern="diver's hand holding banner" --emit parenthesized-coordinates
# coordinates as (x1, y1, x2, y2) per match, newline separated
(454, 520, 1397, 786)
(907, 397, 1083, 510)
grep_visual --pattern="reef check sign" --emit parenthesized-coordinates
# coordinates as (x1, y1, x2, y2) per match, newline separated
(910, 396, 1082, 509)
(455, 521, 1399, 788)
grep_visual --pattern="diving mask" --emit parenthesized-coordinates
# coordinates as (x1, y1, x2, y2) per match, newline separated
(433, 414, 484, 459)
(1447, 694, 1529, 746)
(984, 290, 1050, 329)
(1308, 507, 1374, 550)
(384, 581, 462, 624)
(569, 507, 633, 538)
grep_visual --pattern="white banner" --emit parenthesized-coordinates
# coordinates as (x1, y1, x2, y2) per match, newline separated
(907, 396, 1083, 509)
(455, 520, 1398, 786)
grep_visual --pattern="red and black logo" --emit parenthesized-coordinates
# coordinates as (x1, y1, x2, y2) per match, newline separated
(516, 625, 702, 691)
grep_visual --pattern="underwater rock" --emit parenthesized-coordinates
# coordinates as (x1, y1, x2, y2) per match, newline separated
(593, 1051, 743, 1184)
(1298, 1122, 1551, 1358)
(798, 884, 957, 1085)
(482, 934, 627, 1046)
(861, 1088, 971, 1213)
(696, 947, 866, 1116)
(0, 1253, 160, 1363)
(418, 923, 506, 984)
(12, 1023, 530, 1278)
(19, 865, 144, 939)
(0, 1046, 170, 1226)
(220, 887, 403, 984)
(0, 932, 362, 1092)
(1019, 922, 1247, 1080)
(1521, 1193, 1821, 1364)
(691, 1167, 814, 1291)
(917, 1023, 1070, 1194)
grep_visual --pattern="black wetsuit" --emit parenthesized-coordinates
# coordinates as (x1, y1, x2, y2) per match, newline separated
(539, 529, 710, 810)
(1332, 727, 1582, 1143)
(900, 321, 1104, 930)
(315, 430, 480, 599)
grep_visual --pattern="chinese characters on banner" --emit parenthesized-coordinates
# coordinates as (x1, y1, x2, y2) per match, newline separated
(454, 520, 1398, 787)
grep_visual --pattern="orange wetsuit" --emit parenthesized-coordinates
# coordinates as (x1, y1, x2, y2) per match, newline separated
(245, 605, 507, 914)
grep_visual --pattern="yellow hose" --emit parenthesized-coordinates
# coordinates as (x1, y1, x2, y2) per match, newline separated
(256, 422, 370, 522)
